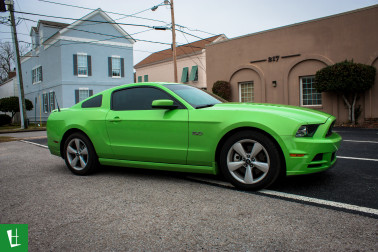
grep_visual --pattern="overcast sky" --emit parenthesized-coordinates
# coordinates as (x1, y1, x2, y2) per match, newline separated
(1, 0, 377, 65)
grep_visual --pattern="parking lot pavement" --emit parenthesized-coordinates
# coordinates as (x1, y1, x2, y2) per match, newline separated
(19, 127, 378, 211)
(0, 140, 377, 251)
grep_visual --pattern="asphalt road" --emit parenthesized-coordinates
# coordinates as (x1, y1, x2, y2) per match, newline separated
(0, 128, 377, 251)
(14, 128, 378, 210)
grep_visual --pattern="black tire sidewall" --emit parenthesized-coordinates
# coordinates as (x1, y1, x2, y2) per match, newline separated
(219, 130, 281, 190)
(63, 132, 98, 175)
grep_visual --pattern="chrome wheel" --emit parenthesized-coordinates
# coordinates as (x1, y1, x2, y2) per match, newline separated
(226, 139, 270, 184)
(66, 138, 89, 171)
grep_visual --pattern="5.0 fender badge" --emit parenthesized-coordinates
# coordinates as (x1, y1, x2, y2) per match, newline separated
(192, 132, 203, 136)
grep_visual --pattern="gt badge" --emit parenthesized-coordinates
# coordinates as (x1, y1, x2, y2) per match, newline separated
(192, 132, 203, 136)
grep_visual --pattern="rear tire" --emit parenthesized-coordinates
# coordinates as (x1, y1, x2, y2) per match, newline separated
(219, 130, 282, 190)
(63, 132, 99, 175)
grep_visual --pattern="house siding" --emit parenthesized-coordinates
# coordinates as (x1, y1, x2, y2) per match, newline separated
(22, 10, 134, 121)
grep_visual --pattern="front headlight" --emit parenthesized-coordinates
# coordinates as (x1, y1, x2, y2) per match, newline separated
(295, 124, 319, 137)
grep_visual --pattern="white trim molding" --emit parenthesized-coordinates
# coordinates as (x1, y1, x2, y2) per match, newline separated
(61, 36, 133, 48)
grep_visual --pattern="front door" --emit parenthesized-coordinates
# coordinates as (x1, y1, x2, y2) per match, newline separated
(106, 86, 188, 164)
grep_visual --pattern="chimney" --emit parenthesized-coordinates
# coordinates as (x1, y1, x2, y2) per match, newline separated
(8, 71, 16, 79)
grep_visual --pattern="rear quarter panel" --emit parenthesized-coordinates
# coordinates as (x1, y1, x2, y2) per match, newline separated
(47, 107, 112, 158)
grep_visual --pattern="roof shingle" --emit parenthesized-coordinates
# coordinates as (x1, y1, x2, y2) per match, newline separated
(135, 35, 225, 68)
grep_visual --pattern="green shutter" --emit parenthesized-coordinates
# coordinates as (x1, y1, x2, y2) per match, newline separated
(138, 76, 142, 82)
(181, 67, 189, 83)
(189, 65, 198, 81)
(144, 75, 148, 82)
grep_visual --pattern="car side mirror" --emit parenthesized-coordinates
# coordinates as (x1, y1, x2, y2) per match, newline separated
(151, 99, 178, 109)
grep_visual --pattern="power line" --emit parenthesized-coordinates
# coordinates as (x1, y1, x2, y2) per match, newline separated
(17, 39, 172, 57)
(177, 29, 206, 71)
(0, 31, 30, 36)
(37, 0, 217, 39)
(38, 0, 169, 25)
(14, 0, 31, 37)
(17, 18, 205, 49)
(176, 24, 217, 37)
(12, 10, 156, 29)
(175, 29, 214, 43)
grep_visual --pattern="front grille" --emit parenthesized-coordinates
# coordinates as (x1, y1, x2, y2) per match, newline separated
(326, 121, 335, 137)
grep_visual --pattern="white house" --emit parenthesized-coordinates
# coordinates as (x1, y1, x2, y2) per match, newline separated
(21, 8, 135, 122)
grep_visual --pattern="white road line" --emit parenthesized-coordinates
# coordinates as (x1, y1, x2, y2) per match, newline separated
(187, 176, 378, 216)
(343, 140, 378, 144)
(259, 189, 378, 216)
(337, 156, 378, 162)
(19, 140, 48, 149)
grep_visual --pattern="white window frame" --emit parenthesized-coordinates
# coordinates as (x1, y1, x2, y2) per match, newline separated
(111, 55, 121, 78)
(300, 76, 322, 107)
(78, 87, 90, 102)
(42, 93, 48, 113)
(77, 53, 88, 77)
(238, 81, 254, 103)
(49, 91, 55, 112)
(32, 65, 42, 84)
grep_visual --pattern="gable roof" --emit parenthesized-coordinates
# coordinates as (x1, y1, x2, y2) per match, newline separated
(31, 8, 135, 46)
(59, 8, 135, 44)
(134, 34, 226, 69)
(38, 20, 69, 29)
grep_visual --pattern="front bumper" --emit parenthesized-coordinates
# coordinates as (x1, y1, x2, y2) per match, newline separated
(283, 119, 342, 175)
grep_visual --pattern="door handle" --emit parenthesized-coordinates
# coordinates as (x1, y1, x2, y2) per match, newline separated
(109, 116, 121, 122)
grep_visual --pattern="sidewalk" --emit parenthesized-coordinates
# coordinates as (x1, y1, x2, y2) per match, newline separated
(0, 127, 46, 134)
(0, 130, 47, 139)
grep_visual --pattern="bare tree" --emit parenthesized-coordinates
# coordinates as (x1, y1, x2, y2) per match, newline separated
(0, 42, 14, 82)
(0, 41, 30, 83)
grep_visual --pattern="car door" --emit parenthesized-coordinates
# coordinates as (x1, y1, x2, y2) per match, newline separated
(106, 86, 189, 164)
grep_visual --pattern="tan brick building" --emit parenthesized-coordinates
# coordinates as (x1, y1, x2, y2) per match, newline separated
(206, 5, 378, 123)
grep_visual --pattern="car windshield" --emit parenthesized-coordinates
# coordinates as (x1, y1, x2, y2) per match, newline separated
(164, 84, 223, 109)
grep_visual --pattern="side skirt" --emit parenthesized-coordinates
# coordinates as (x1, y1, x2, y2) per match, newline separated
(98, 158, 217, 175)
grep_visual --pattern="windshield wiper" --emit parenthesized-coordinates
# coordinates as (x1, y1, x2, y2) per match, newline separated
(196, 104, 215, 109)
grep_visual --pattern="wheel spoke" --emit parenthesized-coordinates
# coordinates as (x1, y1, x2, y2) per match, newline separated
(67, 146, 77, 154)
(79, 156, 87, 168)
(80, 147, 88, 155)
(70, 156, 78, 167)
(253, 161, 269, 173)
(228, 161, 244, 171)
(74, 139, 81, 151)
(250, 142, 263, 158)
(232, 142, 247, 159)
(244, 165, 254, 184)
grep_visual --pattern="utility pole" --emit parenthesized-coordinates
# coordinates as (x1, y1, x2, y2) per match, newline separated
(6, 0, 27, 129)
(152, 0, 178, 82)
(169, 0, 178, 83)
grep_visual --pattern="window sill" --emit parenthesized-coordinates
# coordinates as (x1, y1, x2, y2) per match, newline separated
(112, 76, 121, 79)
(78, 75, 88, 78)
(301, 105, 323, 109)
(32, 81, 42, 85)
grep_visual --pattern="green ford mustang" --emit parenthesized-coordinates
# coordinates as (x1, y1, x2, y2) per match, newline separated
(47, 82, 342, 190)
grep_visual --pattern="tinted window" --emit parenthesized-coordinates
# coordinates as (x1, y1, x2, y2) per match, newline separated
(164, 84, 223, 108)
(82, 95, 102, 108)
(112, 87, 182, 111)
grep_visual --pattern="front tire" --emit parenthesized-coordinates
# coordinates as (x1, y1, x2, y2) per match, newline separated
(219, 130, 282, 190)
(63, 132, 98, 175)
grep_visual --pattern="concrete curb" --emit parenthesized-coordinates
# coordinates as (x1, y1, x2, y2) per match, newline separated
(0, 128, 46, 134)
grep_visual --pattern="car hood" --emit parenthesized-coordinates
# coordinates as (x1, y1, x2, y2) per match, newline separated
(208, 103, 332, 124)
